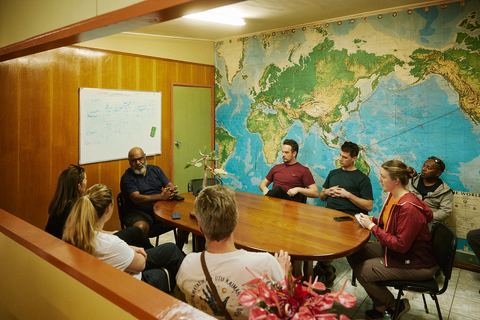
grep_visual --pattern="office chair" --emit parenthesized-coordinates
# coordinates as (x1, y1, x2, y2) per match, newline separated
(117, 192, 177, 247)
(376, 223, 457, 320)
(187, 177, 223, 195)
(299, 194, 307, 204)
(185, 178, 222, 250)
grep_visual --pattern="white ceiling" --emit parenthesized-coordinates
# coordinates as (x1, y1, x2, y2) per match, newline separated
(129, 0, 449, 41)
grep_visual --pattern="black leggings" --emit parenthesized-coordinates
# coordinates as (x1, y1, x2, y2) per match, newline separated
(114, 226, 153, 249)
(266, 186, 294, 201)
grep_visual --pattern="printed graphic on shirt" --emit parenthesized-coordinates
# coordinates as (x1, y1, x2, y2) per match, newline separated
(189, 276, 245, 317)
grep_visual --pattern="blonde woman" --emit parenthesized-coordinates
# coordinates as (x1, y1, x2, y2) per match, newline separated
(63, 184, 184, 293)
(47, 165, 153, 249)
(348, 160, 437, 320)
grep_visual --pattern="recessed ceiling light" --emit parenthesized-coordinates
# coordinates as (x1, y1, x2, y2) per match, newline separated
(183, 11, 246, 26)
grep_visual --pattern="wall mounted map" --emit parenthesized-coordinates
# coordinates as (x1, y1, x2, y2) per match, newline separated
(214, 0, 480, 220)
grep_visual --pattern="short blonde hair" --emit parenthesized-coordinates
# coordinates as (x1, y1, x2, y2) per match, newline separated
(194, 185, 238, 241)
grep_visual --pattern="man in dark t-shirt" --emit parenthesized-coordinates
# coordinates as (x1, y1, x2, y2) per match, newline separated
(259, 139, 319, 202)
(320, 142, 373, 215)
(120, 147, 188, 249)
(318, 141, 373, 287)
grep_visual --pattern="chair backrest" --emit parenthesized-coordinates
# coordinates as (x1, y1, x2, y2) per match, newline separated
(187, 178, 222, 193)
(431, 222, 457, 294)
(299, 194, 307, 204)
(117, 192, 127, 229)
(299, 187, 309, 203)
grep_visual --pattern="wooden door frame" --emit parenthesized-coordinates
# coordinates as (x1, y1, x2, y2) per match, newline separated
(170, 82, 215, 180)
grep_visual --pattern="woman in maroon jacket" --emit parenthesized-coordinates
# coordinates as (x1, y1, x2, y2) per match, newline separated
(348, 160, 437, 320)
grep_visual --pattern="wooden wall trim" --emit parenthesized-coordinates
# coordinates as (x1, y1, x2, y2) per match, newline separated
(0, 208, 213, 320)
(0, 0, 243, 63)
(73, 45, 214, 67)
(454, 260, 480, 273)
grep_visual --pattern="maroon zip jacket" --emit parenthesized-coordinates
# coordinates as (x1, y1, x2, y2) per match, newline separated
(371, 192, 437, 269)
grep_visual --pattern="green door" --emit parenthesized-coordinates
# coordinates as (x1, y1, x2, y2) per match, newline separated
(173, 86, 212, 194)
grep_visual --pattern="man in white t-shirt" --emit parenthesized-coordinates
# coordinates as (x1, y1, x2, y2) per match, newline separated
(176, 185, 290, 319)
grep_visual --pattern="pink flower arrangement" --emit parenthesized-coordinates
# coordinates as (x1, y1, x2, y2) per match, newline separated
(238, 268, 356, 320)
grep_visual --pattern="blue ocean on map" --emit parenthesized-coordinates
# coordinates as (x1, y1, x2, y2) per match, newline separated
(218, 73, 477, 215)
(214, 0, 480, 219)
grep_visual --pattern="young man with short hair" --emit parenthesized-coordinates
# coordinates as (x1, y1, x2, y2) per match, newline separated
(176, 185, 290, 319)
(259, 139, 319, 202)
(320, 141, 373, 216)
(318, 141, 374, 287)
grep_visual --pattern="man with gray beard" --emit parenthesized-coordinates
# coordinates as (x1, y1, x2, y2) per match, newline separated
(121, 147, 186, 248)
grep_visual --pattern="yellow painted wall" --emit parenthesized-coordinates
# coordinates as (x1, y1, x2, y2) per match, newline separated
(0, 233, 137, 320)
(0, 0, 143, 48)
(78, 33, 215, 65)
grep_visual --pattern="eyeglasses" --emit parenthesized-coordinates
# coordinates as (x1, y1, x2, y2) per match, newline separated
(129, 156, 145, 164)
(428, 157, 445, 172)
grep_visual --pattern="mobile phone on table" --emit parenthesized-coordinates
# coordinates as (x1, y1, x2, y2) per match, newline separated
(334, 216, 353, 222)
(171, 212, 181, 220)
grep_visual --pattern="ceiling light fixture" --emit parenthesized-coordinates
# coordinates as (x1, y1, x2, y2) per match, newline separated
(183, 11, 246, 26)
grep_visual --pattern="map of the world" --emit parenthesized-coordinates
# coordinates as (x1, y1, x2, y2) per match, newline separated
(214, 0, 480, 218)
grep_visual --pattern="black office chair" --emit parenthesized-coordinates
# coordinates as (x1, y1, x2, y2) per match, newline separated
(299, 194, 307, 204)
(187, 177, 223, 195)
(376, 223, 457, 320)
(185, 178, 222, 250)
(117, 192, 177, 247)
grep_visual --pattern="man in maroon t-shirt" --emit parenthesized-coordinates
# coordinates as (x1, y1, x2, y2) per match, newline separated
(259, 139, 319, 202)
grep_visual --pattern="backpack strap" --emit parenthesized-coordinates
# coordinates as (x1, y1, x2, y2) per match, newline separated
(200, 251, 232, 320)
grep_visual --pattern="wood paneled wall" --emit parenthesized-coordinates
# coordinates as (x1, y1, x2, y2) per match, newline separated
(0, 46, 215, 231)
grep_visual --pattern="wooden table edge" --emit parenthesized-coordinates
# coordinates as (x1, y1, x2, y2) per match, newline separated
(154, 192, 371, 261)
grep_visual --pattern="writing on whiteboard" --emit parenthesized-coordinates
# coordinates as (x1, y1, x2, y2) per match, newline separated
(79, 88, 162, 165)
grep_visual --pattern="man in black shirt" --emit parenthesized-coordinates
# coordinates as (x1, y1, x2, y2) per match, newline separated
(317, 141, 373, 287)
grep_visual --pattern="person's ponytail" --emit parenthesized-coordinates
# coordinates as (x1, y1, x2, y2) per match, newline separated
(62, 184, 113, 254)
(62, 196, 98, 254)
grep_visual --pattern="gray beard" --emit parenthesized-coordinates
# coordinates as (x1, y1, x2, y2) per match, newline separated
(131, 162, 148, 175)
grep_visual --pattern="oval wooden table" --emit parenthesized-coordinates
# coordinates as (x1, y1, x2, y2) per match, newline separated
(154, 191, 370, 276)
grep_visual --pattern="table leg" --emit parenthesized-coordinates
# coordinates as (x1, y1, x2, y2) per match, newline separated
(194, 234, 206, 252)
(292, 260, 314, 279)
(303, 261, 314, 280)
(293, 260, 303, 277)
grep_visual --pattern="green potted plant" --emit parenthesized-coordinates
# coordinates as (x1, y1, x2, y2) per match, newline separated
(185, 147, 227, 219)
(185, 147, 227, 191)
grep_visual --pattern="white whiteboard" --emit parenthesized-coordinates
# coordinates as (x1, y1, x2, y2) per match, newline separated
(79, 88, 162, 165)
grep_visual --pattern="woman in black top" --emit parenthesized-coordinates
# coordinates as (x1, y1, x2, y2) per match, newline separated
(45, 165, 86, 239)
(46, 164, 153, 249)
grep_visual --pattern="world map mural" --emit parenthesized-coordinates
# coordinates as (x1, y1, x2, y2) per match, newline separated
(214, 0, 480, 217)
